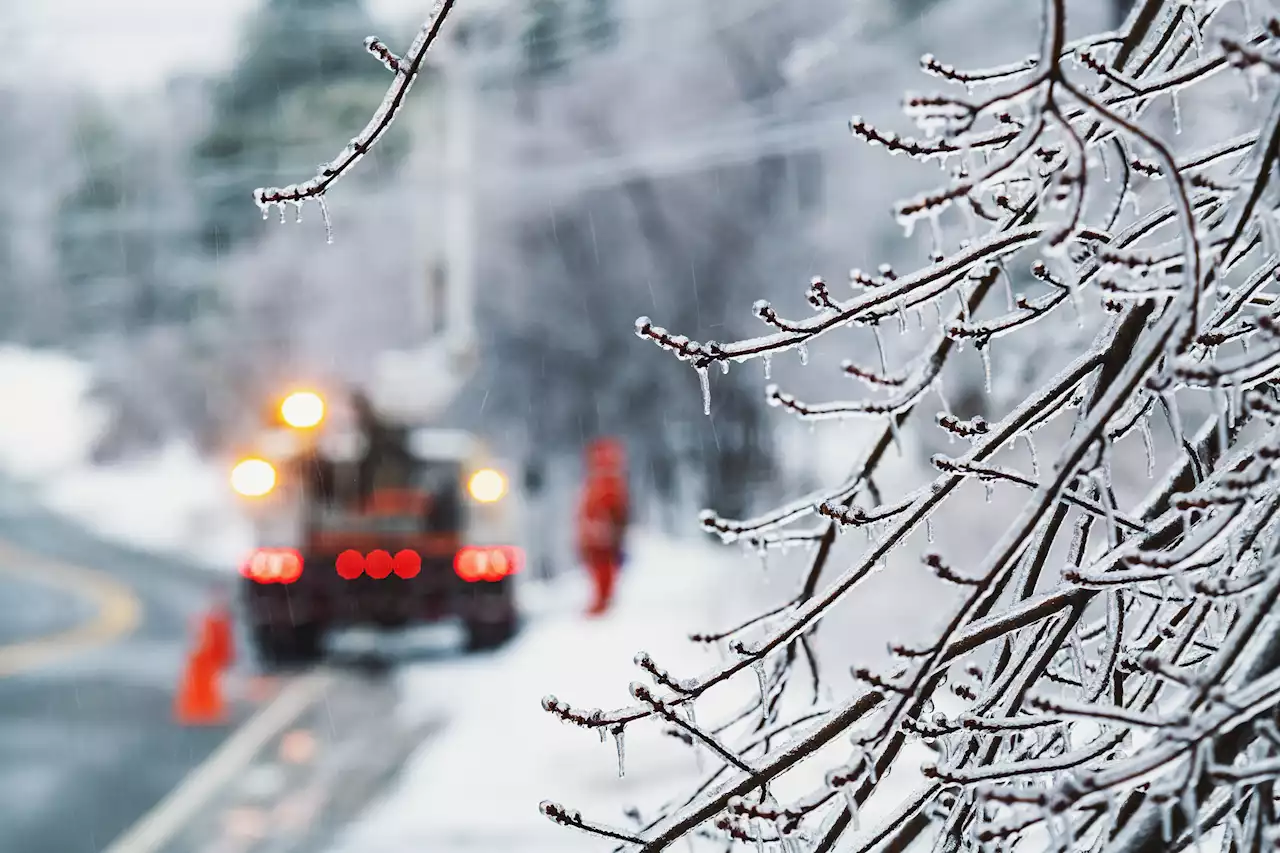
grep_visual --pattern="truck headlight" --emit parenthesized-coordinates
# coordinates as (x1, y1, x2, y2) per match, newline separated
(231, 458, 277, 497)
(467, 468, 506, 503)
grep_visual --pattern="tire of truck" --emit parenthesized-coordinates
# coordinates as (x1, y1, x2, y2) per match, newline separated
(252, 623, 325, 669)
(464, 617, 517, 653)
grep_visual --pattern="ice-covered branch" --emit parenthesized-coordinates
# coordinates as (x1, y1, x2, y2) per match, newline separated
(251, 0, 455, 243)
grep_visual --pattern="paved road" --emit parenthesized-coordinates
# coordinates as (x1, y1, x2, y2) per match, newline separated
(0, 481, 250, 853)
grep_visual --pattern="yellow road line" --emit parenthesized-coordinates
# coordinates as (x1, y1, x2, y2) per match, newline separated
(0, 539, 142, 678)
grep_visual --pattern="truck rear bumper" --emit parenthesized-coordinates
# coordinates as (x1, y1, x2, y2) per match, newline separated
(240, 576, 516, 630)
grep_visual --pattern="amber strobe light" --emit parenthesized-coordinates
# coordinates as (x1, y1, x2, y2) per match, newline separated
(467, 468, 507, 503)
(280, 390, 325, 429)
(231, 458, 277, 497)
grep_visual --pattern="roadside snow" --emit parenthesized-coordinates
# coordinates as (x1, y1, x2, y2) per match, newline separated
(0, 345, 253, 570)
(326, 531, 778, 853)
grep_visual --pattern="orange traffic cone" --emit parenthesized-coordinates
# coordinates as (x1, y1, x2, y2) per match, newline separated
(205, 603, 235, 671)
(175, 615, 228, 726)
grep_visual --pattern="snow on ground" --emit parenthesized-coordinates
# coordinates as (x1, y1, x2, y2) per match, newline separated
(327, 531, 776, 853)
(0, 345, 253, 569)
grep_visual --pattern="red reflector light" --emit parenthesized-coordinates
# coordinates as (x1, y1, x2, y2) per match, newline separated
(336, 549, 365, 580)
(242, 548, 303, 584)
(366, 549, 394, 579)
(454, 546, 523, 582)
(394, 549, 421, 579)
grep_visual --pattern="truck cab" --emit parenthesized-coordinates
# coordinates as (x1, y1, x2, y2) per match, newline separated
(231, 389, 521, 666)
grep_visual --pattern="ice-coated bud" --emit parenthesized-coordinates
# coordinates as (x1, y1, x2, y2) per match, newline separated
(633, 316, 652, 337)
(633, 651, 652, 668)
(541, 694, 560, 712)
(697, 509, 717, 529)
(629, 681, 650, 700)
(539, 800, 558, 816)
(752, 299, 771, 318)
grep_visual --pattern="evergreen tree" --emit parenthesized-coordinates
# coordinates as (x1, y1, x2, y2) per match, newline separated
(523, 0, 568, 80)
(580, 0, 618, 52)
(190, 0, 402, 256)
(54, 105, 164, 338)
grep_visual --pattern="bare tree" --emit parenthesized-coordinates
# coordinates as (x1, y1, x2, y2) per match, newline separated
(262, 0, 1280, 850)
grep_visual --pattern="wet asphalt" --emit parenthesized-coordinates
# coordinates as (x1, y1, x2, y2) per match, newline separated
(0, 480, 246, 853)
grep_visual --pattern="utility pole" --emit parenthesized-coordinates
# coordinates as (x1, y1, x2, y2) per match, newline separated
(375, 15, 480, 424)
(443, 34, 477, 372)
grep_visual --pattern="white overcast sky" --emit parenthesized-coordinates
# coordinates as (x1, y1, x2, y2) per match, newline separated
(6, 0, 421, 93)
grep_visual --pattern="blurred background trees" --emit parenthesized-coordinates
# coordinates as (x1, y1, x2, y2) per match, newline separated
(0, 0, 1114, 527)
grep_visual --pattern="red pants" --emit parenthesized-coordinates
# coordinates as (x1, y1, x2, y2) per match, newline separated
(584, 550, 618, 616)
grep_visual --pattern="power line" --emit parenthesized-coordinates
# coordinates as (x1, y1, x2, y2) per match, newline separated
(13, 102, 870, 236)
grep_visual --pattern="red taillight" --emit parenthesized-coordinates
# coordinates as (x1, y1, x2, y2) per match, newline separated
(454, 546, 523, 582)
(242, 548, 303, 584)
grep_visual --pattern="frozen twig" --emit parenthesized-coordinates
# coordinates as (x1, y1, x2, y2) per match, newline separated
(251, 0, 456, 243)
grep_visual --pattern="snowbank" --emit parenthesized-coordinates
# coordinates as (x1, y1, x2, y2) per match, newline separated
(0, 345, 253, 569)
(327, 531, 777, 853)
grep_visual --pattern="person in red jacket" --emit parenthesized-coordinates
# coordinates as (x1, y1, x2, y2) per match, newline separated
(577, 438, 629, 617)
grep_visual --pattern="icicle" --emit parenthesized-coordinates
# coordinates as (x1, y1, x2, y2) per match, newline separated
(277, 203, 287, 224)
(1171, 90, 1182, 135)
(978, 341, 992, 393)
(934, 379, 953, 416)
(697, 367, 711, 416)
(872, 325, 888, 374)
(888, 414, 904, 456)
(599, 727, 608, 744)
(843, 785, 860, 831)
(687, 703, 704, 772)
(984, 480, 994, 503)
(1162, 390, 1184, 448)
(1046, 812, 1064, 849)
(1140, 417, 1155, 478)
(752, 659, 768, 702)
(613, 727, 627, 778)
(721, 359, 730, 375)
(1024, 433, 1039, 477)
(1217, 397, 1229, 459)
(897, 300, 909, 333)
(763, 354, 772, 380)
(798, 343, 809, 366)
(926, 517, 934, 543)
(928, 212, 944, 258)
(916, 308, 926, 331)
(318, 196, 334, 245)
(1101, 146, 1112, 183)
